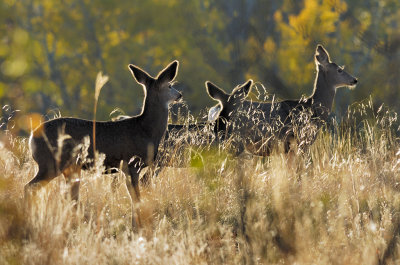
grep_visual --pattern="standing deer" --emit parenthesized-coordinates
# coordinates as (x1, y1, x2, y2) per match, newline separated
(111, 107, 216, 187)
(26, 60, 181, 228)
(207, 44, 358, 155)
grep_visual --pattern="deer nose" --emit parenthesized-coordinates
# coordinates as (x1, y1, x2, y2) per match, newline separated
(176, 93, 182, 100)
(352, 78, 358, 85)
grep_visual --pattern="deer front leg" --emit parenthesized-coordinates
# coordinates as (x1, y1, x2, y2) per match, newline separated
(125, 174, 138, 230)
(128, 163, 141, 202)
(126, 160, 144, 230)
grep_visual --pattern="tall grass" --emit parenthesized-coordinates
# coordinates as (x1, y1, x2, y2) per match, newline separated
(0, 99, 399, 264)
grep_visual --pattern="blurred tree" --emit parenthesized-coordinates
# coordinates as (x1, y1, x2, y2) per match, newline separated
(0, 0, 399, 128)
(347, 0, 400, 109)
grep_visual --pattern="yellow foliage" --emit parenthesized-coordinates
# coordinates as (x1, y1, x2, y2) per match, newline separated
(288, 0, 347, 39)
(134, 32, 146, 45)
(274, 10, 283, 22)
(246, 36, 260, 62)
(1, 58, 27, 77)
(272, 0, 350, 94)
(108, 31, 120, 47)
(0, 44, 8, 57)
(13, 29, 28, 45)
(46, 33, 55, 52)
(263, 37, 276, 55)
(0, 82, 5, 98)
(0, 0, 398, 117)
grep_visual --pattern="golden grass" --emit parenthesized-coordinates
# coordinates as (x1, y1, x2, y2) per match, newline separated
(0, 100, 400, 264)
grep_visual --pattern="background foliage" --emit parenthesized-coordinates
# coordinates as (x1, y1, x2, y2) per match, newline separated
(0, 0, 400, 124)
(1, 1, 400, 264)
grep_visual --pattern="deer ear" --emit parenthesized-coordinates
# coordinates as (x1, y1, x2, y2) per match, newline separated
(157, 60, 179, 83)
(315, 44, 330, 67)
(208, 104, 222, 122)
(128, 64, 152, 85)
(205, 81, 229, 103)
(235, 79, 253, 97)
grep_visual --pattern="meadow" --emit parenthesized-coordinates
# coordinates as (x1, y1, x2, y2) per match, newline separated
(0, 98, 399, 265)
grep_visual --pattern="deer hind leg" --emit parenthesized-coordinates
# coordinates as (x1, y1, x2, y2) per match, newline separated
(25, 168, 48, 200)
(128, 160, 144, 202)
(24, 159, 58, 212)
(62, 164, 81, 202)
(25, 157, 58, 198)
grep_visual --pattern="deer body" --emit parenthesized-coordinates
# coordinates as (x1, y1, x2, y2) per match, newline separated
(27, 61, 181, 228)
(30, 116, 166, 168)
(207, 45, 357, 155)
(111, 115, 214, 185)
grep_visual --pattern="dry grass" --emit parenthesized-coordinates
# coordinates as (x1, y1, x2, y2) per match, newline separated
(0, 100, 400, 265)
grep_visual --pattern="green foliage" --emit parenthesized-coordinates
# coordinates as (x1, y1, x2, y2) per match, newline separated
(0, 0, 399, 126)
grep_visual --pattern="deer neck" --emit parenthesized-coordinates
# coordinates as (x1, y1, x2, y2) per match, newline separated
(310, 69, 336, 112)
(138, 95, 169, 140)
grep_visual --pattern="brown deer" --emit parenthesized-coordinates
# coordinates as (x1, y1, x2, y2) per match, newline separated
(111, 113, 214, 183)
(26, 60, 181, 228)
(206, 44, 358, 155)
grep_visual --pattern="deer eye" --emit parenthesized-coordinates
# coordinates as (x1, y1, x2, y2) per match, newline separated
(168, 84, 172, 89)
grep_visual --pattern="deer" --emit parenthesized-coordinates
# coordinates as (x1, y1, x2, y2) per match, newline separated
(148, 81, 252, 174)
(111, 109, 214, 185)
(206, 44, 358, 156)
(112, 99, 217, 184)
(26, 60, 181, 228)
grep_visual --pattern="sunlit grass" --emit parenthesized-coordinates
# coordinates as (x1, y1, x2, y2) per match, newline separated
(0, 99, 399, 264)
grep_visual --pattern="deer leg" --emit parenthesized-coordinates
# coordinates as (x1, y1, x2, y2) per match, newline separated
(24, 163, 57, 211)
(128, 164, 141, 202)
(127, 163, 143, 230)
(63, 165, 81, 202)
(70, 181, 80, 202)
(25, 162, 56, 199)
(124, 176, 138, 230)
(25, 170, 45, 198)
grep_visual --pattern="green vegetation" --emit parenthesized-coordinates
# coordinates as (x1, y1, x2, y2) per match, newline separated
(1, 0, 400, 264)
(1, 0, 400, 123)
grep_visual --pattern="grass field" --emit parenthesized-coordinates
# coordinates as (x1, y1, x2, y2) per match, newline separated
(0, 99, 400, 264)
